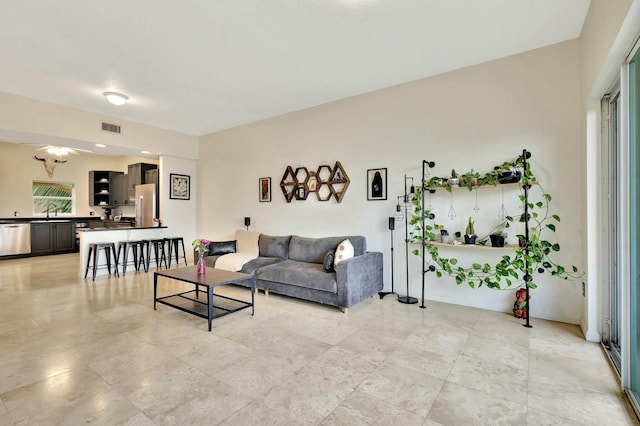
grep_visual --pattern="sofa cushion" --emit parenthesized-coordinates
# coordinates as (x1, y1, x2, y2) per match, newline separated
(208, 240, 236, 256)
(241, 257, 285, 275)
(258, 234, 291, 259)
(257, 260, 337, 293)
(334, 239, 354, 268)
(288, 235, 366, 263)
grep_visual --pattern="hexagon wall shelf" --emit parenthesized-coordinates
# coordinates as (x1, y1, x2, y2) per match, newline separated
(279, 161, 350, 203)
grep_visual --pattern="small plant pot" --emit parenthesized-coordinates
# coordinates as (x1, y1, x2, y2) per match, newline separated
(490, 234, 505, 247)
(464, 235, 476, 245)
(469, 177, 478, 186)
(441, 235, 451, 244)
(448, 178, 459, 186)
(498, 171, 521, 184)
(519, 238, 526, 248)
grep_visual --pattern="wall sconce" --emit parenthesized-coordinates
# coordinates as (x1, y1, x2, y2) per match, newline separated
(244, 217, 251, 230)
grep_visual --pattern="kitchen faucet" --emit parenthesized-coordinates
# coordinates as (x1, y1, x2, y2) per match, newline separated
(46, 204, 57, 218)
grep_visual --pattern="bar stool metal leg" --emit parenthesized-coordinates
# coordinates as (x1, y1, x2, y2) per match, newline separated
(84, 244, 95, 279)
(179, 238, 188, 266)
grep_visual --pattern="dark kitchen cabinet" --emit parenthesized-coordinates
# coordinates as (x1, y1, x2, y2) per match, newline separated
(127, 163, 157, 192)
(112, 173, 131, 206)
(89, 171, 123, 207)
(31, 222, 75, 254)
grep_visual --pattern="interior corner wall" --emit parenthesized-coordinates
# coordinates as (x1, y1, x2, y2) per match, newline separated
(159, 155, 198, 263)
(198, 39, 583, 323)
(580, 0, 635, 342)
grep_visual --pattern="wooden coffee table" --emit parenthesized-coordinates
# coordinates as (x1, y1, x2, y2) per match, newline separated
(153, 266, 255, 331)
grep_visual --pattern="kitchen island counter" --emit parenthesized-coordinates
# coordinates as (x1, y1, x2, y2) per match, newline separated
(79, 226, 177, 277)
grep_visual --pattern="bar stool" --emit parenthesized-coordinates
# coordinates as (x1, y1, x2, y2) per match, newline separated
(142, 238, 167, 272)
(84, 242, 119, 281)
(164, 237, 188, 268)
(116, 240, 146, 275)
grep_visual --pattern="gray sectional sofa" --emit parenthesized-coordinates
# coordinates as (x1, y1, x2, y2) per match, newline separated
(199, 234, 383, 312)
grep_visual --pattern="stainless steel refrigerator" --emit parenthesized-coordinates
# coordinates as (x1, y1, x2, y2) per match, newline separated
(135, 184, 157, 227)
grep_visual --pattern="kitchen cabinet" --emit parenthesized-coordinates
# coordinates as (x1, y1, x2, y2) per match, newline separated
(89, 171, 123, 207)
(31, 221, 75, 254)
(111, 173, 130, 206)
(127, 163, 157, 194)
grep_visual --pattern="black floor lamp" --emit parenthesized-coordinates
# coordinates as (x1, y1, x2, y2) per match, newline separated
(379, 216, 397, 299)
(398, 175, 417, 305)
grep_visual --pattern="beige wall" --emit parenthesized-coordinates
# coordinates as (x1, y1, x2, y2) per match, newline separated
(0, 141, 156, 218)
(159, 155, 198, 262)
(199, 39, 583, 323)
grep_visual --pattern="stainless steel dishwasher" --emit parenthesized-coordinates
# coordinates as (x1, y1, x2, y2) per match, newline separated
(0, 223, 31, 256)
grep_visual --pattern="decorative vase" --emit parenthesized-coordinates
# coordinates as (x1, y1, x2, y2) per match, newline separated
(196, 254, 206, 276)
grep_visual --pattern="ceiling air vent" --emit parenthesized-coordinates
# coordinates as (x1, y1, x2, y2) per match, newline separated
(101, 122, 121, 134)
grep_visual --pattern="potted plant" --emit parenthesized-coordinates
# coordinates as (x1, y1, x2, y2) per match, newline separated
(441, 229, 451, 244)
(464, 217, 477, 245)
(448, 169, 459, 187)
(461, 169, 481, 191)
(489, 222, 508, 247)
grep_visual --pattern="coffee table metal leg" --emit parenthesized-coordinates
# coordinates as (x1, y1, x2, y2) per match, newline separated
(153, 273, 158, 310)
(208, 285, 213, 331)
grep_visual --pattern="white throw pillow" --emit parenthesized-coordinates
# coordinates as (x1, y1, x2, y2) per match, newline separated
(334, 239, 354, 268)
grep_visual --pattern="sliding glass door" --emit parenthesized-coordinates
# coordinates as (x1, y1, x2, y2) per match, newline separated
(628, 45, 640, 407)
(602, 90, 622, 374)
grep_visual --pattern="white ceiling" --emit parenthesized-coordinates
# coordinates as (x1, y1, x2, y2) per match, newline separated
(0, 0, 590, 137)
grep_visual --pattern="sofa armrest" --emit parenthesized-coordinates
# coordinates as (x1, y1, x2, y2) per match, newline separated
(335, 251, 383, 308)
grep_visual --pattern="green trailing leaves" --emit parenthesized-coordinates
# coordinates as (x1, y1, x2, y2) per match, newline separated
(409, 153, 584, 290)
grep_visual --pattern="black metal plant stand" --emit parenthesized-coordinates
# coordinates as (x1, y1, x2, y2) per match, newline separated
(417, 150, 534, 326)
(521, 149, 533, 328)
(420, 160, 436, 308)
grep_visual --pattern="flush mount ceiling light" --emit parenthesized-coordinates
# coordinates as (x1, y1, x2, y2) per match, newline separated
(103, 91, 128, 106)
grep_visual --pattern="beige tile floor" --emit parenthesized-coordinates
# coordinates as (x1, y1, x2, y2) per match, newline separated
(0, 253, 638, 425)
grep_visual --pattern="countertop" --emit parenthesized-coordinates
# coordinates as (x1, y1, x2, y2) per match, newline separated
(0, 217, 99, 224)
(77, 226, 168, 232)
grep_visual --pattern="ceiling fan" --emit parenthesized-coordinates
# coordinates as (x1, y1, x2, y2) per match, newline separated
(35, 145, 92, 156)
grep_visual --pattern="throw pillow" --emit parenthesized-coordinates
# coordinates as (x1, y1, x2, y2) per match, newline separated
(208, 240, 236, 255)
(334, 239, 354, 268)
(323, 250, 335, 273)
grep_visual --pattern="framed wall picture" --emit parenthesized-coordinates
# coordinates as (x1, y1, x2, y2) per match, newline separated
(169, 173, 190, 200)
(259, 177, 271, 202)
(367, 168, 387, 200)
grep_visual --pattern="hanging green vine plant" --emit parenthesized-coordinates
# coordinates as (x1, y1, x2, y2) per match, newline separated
(409, 153, 583, 289)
